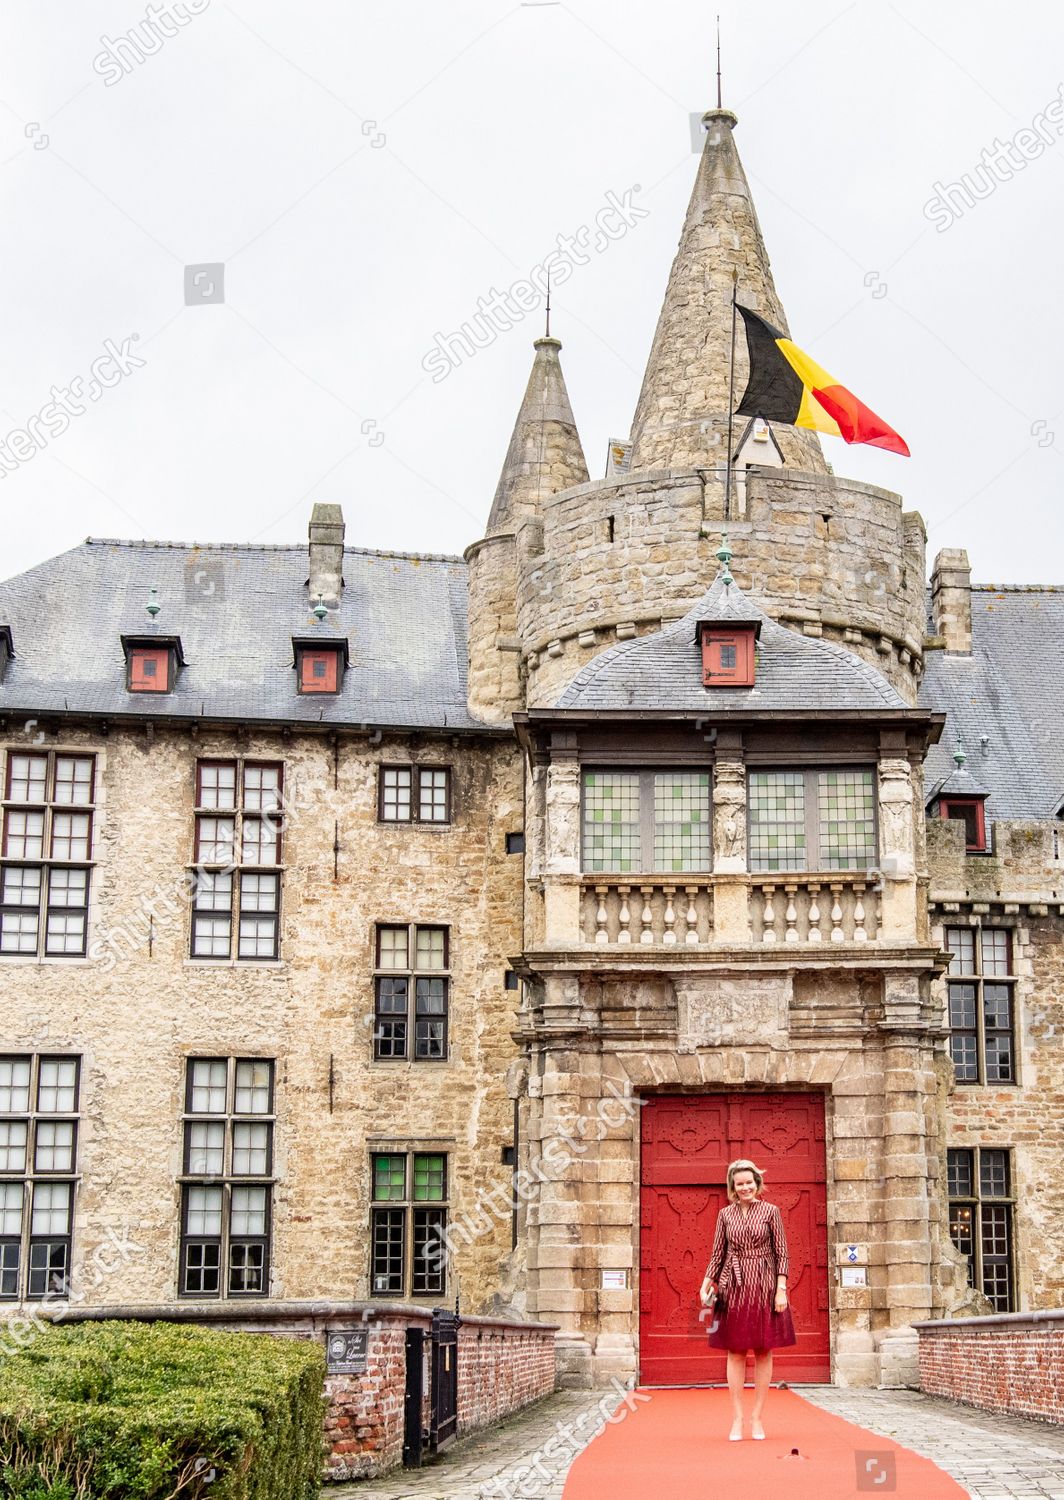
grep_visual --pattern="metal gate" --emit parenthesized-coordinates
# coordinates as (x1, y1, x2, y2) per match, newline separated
(402, 1308, 461, 1467)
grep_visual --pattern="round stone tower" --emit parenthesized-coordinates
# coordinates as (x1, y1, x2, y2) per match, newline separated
(467, 108, 926, 716)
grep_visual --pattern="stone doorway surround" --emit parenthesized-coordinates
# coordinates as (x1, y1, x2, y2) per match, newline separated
(516, 978, 949, 1392)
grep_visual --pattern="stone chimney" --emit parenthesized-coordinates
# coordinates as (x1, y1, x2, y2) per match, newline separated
(308, 503, 345, 608)
(930, 547, 972, 654)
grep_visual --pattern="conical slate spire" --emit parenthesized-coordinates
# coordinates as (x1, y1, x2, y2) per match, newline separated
(486, 335, 589, 534)
(627, 109, 828, 476)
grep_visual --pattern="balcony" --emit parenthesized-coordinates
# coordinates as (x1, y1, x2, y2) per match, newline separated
(749, 874, 878, 943)
(582, 878, 715, 945)
(575, 871, 881, 947)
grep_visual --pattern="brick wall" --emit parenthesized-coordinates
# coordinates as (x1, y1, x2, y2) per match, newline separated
(916, 1311, 1064, 1423)
(52, 1300, 557, 1483)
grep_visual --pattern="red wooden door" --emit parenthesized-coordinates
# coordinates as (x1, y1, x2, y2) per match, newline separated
(639, 1092, 829, 1384)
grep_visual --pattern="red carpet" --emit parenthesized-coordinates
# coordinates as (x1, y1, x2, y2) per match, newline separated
(561, 1387, 968, 1498)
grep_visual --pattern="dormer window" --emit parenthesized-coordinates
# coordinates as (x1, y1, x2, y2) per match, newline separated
(293, 638, 348, 695)
(121, 636, 183, 695)
(939, 797, 987, 854)
(0, 627, 12, 683)
(699, 623, 758, 687)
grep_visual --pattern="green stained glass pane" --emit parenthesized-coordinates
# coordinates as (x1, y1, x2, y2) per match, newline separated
(748, 770, 805, 872)
(652, 772, 711, 873)
(413, 1153, 445, 1201)
(818, 768, 875, 870)
(582, 770, 640, 872)
(373, 1154, 406, 1201)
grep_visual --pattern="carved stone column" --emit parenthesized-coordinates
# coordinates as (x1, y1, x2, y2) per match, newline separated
(712, 756, 747, 873)
(711, 744, 751, 942)
(877, 753, 918, 941)
(543, 732, 582, 945)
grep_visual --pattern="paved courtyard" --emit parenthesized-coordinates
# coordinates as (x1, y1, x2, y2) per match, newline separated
(327, 1385, 1064, 1499)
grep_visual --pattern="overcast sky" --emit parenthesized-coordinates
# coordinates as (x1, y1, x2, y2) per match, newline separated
(1, 0, 1061, 587)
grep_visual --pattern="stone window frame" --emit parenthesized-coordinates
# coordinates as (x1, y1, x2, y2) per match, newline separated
(368, 1149, 448, 1299)
(944, 924, 1018, 1086)
(0, 749, 96, 960)
(178, 1056, 275, 1300)
(372, 923, 450, 1062)
(189, 758, 284, 963)
(579, 766, 713, 875)
(0, 1053, 81, 1301)
(746, 764, 879, 874)
(376, 763, 452, 825)
(946, 1144, 1015, 1313)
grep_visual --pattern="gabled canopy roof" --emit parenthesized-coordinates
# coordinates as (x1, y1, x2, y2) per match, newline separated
(555, 573, 906, 713)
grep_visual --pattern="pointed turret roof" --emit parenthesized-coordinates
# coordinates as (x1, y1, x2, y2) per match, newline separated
(627, 108, 828, 476)
(486, 335, 588, 534)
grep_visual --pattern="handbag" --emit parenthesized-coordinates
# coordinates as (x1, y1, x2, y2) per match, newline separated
(699, 1286, 725, 1337)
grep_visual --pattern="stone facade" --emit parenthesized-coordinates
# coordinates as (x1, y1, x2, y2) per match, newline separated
(0, 722, 524, 1313)
(0, 92, 1059, 1419)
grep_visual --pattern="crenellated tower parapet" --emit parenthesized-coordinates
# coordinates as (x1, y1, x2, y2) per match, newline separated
(514, 465, 927, 708)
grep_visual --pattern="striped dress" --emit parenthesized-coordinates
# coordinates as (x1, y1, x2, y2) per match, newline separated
(704, 1198, 796, 1352)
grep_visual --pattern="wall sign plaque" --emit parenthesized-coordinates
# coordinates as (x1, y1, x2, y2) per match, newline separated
(326, 1329, 369, 1374)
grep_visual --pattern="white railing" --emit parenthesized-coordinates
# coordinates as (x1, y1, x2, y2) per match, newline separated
(749, 874, 879, 944)
(581, 878, 715, 945)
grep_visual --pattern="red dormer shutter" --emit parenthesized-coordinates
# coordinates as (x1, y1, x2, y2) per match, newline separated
(299, 649, 340, 694)
(129, 647, 170, 692)
(701, 626, 756, 687)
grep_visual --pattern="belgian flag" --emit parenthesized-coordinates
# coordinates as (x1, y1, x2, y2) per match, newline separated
(736, 305, 909, 456)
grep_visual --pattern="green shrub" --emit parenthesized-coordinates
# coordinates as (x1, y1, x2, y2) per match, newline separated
(0, 1321, 326, 1500)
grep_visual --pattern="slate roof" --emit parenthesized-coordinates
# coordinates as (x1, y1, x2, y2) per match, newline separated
(920, 586, 1064, 821)
(0, 538, 493, 733)
(555, 574, 907, 713)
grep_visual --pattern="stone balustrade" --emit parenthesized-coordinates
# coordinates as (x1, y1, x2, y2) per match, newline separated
(574, 872, 881, 946)
(581, 877, 715, 944)
(750, 873, 879, 944)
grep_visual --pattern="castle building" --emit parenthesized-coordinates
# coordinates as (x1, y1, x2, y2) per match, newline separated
(0, 104, 1060, 1394)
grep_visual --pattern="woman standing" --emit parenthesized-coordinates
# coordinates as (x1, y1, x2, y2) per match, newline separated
(698, 1158, 796, 1441)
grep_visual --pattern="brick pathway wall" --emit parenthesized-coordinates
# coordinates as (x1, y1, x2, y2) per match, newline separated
(915, 1311, 1064, 1424)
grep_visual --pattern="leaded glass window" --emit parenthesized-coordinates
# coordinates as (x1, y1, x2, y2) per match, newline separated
(945, 926, 1016, 1084)
(0, 1054, 80, 1300)
(582, 770, 711, 874)
(747, 767, 877, 873)
(1, 752, 95, 958)
(180, 1057, 274, 1298)
(947, 1146, 1014, 1312)
(371, 1151, 448, 1298)
(373, 925, 450, 1060)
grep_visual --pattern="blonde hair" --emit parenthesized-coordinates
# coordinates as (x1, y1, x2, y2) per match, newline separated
(726, 1158, 765, 1202)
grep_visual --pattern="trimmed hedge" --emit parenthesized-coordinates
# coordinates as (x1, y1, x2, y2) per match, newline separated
(0, 1321, 326, 1499)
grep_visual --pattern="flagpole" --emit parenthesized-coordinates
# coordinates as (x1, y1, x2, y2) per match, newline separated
(724, 267, 738, 522)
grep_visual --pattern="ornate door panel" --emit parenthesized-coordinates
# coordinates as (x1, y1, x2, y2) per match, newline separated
(639, 1092, 830, 1384)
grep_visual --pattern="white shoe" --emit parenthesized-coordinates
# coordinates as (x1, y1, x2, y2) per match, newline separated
(751, 1422, 765, 1441)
